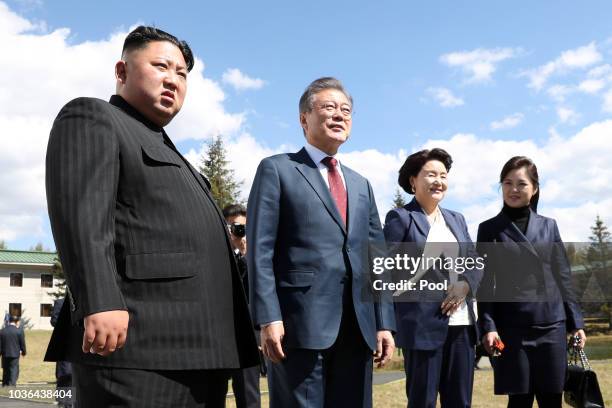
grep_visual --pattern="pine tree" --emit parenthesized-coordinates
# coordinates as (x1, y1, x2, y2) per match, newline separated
(49, 256, 67, 299)
(29, 242, 44, 252)
(392, 188, 407, 209)
(585, 215, 612, 330)
(198, 136, 243, 209)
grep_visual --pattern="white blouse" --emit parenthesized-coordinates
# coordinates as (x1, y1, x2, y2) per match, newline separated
(424, 208, 476, 326)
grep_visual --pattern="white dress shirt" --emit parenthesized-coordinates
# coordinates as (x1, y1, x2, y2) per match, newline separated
(304, 142, 346, 189)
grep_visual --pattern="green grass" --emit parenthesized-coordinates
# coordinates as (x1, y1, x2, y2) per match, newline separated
(3, 330, 611, 406)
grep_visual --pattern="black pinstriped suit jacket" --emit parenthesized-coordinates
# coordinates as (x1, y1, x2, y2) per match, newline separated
(44, 95, 259, 370)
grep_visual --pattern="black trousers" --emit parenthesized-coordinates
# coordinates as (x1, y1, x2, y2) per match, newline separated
(73, 364, 231, 408)
(226, 365, 261, 408)
(1, 357, 19, 386)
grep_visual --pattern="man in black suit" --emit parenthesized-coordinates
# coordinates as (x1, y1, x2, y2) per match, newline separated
(45, 26, 259, 407)
(0, 315, 26, 386)
(51, 298, 73, 407)
(222, 204, 261, 408)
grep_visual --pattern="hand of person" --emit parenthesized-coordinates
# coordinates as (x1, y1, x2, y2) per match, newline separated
(571, 329, 587, 349)
(374, 330, 395, 368)
(482, 331, 500, 355)
(261, 322, 286, 364)
(441, 281, 469, 316)
(82, 310, 129, 356)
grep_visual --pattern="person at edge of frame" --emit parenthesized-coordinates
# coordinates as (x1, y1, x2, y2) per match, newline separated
(44, 25, 259, 408)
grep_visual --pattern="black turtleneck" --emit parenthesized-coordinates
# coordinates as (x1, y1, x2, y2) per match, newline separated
(502, 204, 530, 234)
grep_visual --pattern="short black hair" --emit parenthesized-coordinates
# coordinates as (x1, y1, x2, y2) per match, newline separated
(122, 26, 194, 72)
(223, 204, 246, 219)
(398, 148, 453, 195)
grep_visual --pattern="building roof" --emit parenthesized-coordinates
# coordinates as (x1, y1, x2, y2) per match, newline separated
(0, 250, 57, 265)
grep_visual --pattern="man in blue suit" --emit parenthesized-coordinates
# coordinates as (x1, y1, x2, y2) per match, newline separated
(0, 315, 26, 386)
(247, 77, 396, 408)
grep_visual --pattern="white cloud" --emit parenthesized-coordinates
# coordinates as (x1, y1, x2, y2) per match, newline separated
(184, 133, 297, 202)
(587, 64, 612, 78)
(188, 120, 610, 242)
(222, 68, 266, 91)
(578, 78, 606, 94)
(440, 47, 521, 83)
(426, 87, 464, 108)
(546, 84, 573, 102)
(0, 2, 250, 243)
(602, 89, 612, 113)
(524, 42, 602, 90)
(556, 107, 580, 123)
(490, 113, 524, 131)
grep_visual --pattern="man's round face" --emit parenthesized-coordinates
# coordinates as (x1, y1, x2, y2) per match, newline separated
(300, 89, 352, 155)
(118, 41, 188, 127)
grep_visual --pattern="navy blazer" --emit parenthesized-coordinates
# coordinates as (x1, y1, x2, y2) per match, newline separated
(247, 148, 396, 351)
(0, 325, 26, 358)
(477, 210, 584, 333)
(383, 198, 483, 350)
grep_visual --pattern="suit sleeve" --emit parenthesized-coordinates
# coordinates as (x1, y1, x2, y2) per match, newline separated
(368, 182, 396, 332)
(246, 158, 282, 327)
(457, 213, 484, 296)
(476, 224, 497, 334)
(550, 220, 584, 331)
(46, 98, 126, 324)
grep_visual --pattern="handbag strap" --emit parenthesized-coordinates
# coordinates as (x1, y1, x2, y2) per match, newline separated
(568, 334, 591, 370)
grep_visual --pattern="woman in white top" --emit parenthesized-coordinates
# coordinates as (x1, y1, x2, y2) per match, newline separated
(383, 148, 483, 408)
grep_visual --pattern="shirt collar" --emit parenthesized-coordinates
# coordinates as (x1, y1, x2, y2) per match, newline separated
(304, 142, 339, 167)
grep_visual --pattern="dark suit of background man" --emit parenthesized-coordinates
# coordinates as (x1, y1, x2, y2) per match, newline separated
(247, 77, 396, 408)
(44, 26, 259, 408)
(222, 204, 261, 408)
(0, 315, 26, 386)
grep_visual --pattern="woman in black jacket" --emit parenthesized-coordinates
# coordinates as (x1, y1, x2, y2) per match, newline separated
(477, 156, 586, 408)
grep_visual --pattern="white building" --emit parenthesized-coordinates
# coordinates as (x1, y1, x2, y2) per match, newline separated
(0, 250, 59, 330)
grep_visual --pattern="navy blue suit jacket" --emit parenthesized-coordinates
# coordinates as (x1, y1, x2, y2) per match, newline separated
(383, 198, 483, 350)
(247, 148, 396, 351)
(477, 210, 584, 333)
(0, 325, 26, 358)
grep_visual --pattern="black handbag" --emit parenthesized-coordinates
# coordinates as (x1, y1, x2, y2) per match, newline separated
(564, 335, 605, 408)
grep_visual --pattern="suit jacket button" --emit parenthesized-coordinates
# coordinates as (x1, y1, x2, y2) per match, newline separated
(346, 247, 351, 253)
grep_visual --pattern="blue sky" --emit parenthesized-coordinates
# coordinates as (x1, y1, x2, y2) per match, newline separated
(1, 0, 611, 250)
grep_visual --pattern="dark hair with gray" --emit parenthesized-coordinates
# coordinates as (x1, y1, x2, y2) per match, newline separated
(223, 204, 246, 219)
(499, 156, 540, 211)
(398, 148, 453, 195)
(298, 77, 353, 114)
(122, 25, 194, 72)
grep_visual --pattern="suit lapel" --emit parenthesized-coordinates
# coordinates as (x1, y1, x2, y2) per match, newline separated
(498, 211, 539, 259)
(293, 148, 346, 234)
(343, 166, 360, 235)
(525, 209, 542, 243)
(406, 198, 430, 239)
(441, 209, 463, 240)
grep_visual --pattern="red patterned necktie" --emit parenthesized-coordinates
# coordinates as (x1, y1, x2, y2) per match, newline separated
(322, 156, 347, 226)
